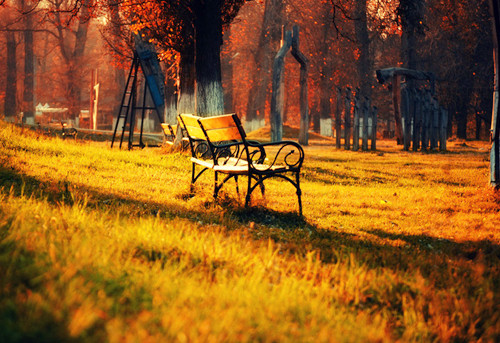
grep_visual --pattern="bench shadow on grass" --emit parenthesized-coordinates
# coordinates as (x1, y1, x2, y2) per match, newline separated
(2, 165, 499, 270)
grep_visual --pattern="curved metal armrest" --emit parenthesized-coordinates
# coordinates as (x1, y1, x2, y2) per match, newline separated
(207, 140, 247, 166)
(246, 140, 304, 169)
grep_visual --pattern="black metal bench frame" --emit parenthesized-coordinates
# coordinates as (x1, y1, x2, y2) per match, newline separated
(178, 113, 304, 215)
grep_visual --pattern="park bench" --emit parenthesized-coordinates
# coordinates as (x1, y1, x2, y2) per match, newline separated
(178, 113, 305, 215)
(161, 123, 177, 145)
(161, 123, 189, 149)
(60, 121, 77, 139)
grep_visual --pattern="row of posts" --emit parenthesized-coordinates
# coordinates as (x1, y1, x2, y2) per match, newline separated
(329, 87, 378, 151)
(401, 87, 448, 151)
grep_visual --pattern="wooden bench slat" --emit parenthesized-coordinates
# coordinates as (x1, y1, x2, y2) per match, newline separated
(198, 114, 237, 130)
(203, 127, 241, 142)
(179, 114, 206, 140)
(183, 125, 205, 140)
(179, 114, 200, 126)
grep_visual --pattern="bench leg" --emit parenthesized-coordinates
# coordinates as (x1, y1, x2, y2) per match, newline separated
(296, 171, 302, 216)
(214, 171, 219, 198)
(191, 163, 196, 191)
(214, 174, 239, 199)
(192, 163, 209, 191)
(258, 175, 265, 197)
(244, 174, 265, 208)
(245, 173, 252, 208)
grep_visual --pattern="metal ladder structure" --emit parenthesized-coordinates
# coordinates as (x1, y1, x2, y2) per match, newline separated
(111, 35, 166, 149)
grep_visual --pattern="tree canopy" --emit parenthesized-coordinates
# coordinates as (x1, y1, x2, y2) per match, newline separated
(121, 0, 246, 115)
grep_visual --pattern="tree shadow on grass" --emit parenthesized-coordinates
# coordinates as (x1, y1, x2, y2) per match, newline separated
(2, 165, 499, 275)
(3, 158, 499, 342)
(0, 165, 218, 224)
(0, 232, 104, 343)
(363, 228, 500, 264)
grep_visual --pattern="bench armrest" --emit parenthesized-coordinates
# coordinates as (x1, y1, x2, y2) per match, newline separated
(245, 140, 304, 170)
(194, 140, 247, 165)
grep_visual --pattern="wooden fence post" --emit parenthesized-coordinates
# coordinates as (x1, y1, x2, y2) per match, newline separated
(271, 28, 292, 142)
(291, 26, 309, 146)
(371, 106, 378, 150)
(421, 90, 430, 150)
(401, 87, 411, 151)
(426, 91, 433, 149)
(336, 87, 342, 149)
(393, 75, 404, 144)
(439, 107, 448, 151)
(344, 87, 352, 150)
(353, 88, 360, 151)
(431, 96, 439, 150)
(414, 89, 423, 151)
(362, 97, 370, 151)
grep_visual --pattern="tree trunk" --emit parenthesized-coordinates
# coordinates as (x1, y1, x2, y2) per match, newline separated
(245, 0, 284, 122)
(456, 105, 469, 139)
(319, 9, 333, 132)
(475, 114, 482, 140)
(178, 46, 196, 114)
(401, 30, 417, 71)
(194, 0, 224, 116)
(67, 0, 92, 120)
(165, 76, 177, 123)
(456, 75, 473, 139)
(5, 31, 17, 118)
(354, 0, 372, 97)
(222, 26, 234, 113)
(271, 30, 292, 142)
(399, 0, 423, 72)
(114, 67, 126, 120)
(291, 26, 309, 146)
(108, 0, 127, 120)
(22, 0, 34, 124)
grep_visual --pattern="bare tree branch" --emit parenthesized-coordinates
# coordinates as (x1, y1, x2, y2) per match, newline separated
(330, 0, 356, 42)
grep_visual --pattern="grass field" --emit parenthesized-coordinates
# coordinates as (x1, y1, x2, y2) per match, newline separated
(0, 120, 499, 342)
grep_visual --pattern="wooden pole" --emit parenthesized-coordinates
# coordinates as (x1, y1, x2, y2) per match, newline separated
(371, 106, 378, 151)
(291, 26, 309, 146)
(362, 96, 369, 151)
(430, 96, 439, 150)
(439, 107, 448, 151)
(353, 88, 360, 151)
(271, 28, 292, 142)
(414, 89, 422, 151)
(336, 87, 342, 149)
(421, 93, 431, 149)
(392, 75, 404, 144)
(489, 0, 500, 187)
(401, 86, 411, 151)
(344, 87, 351, 150)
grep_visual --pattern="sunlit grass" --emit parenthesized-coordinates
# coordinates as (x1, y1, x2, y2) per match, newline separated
(0, 121, 499, 342)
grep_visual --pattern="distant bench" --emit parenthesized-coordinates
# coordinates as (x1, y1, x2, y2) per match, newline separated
(161, 123, 189, 149)
(160, 123, 178, 145)
(178, 113, 305, 215)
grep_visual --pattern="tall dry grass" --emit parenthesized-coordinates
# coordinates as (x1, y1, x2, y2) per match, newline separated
(0, 121, 499, 342)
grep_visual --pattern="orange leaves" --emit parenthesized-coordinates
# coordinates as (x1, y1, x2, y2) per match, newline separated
(353, 48, 361, 61)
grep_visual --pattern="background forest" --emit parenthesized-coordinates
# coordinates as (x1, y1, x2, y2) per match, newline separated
(0, 0, 494, 140)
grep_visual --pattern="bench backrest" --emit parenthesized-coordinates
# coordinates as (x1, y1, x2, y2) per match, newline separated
(160, 123, 176, 137)
(178, 114, 206, 140)
(179, 113, 246, 142)
(198, 114, 245, 142)
(179, 113, 249, 163)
